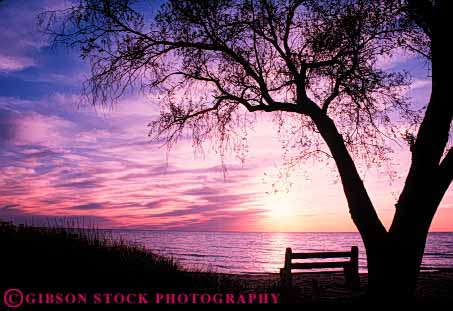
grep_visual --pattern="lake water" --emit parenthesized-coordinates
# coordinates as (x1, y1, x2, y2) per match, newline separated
(109, 231, 453, 274)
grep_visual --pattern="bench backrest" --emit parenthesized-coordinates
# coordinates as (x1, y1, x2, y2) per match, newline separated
(280, 246, 360, 290)
(283, 246, 358, 271)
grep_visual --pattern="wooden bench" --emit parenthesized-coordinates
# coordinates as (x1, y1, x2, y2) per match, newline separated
(280, 246, 360, 290)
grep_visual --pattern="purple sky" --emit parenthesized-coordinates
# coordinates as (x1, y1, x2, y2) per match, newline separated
(1, 0, 452, 232)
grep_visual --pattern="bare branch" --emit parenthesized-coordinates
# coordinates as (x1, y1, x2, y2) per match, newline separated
(438, 148, 453, 193)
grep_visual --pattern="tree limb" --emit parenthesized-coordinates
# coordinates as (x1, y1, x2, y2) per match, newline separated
(438, 148, 453, 195)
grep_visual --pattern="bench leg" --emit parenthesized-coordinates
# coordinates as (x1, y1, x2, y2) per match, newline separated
(344, 266, 360, 290)
(280, 268, 292, 288)
(351, 268, 360, 290)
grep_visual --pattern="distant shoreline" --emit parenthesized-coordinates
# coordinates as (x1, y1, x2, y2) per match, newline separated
(3, 221, 453, 234)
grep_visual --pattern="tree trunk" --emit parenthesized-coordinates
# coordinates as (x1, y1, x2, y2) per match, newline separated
(307, 1, 451, 296)
(365, 194, 435, 302)
(365, 231, 427, 301)
(364, 0, 452, 301)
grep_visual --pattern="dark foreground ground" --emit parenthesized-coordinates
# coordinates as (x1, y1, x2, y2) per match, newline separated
(1, 222, 452, 305)
(222, 269, 453, 304)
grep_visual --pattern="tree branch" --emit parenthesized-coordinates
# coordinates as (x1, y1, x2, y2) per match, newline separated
(322, 78, 341, 114)
(261, 1, 300, 79)
(303, 100, 388, 243)
(438, 148, 453, 194)
(406, 0, 433, 39)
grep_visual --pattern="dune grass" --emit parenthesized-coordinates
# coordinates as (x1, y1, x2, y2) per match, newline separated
(0, 221, 246, 293)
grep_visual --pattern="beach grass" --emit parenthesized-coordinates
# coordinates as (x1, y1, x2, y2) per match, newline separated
(0, 221, 247, 294)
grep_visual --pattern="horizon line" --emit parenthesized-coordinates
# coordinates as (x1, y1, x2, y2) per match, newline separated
(4, 220, 452, 234)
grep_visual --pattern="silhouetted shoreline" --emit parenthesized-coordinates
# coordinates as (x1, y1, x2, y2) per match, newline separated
(1, 222, 452, 304)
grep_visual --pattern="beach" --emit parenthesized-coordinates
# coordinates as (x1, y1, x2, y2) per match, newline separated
(211, 269, 453, 303)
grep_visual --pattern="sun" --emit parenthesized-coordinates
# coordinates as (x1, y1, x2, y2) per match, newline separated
(264, 191, 299, 230)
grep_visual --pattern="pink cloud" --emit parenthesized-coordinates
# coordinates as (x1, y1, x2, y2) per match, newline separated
(0, 54, 35, 72)
(375, 48, 417, 70)
(15, 112, 74, 146)
(1, 79, 452, 232)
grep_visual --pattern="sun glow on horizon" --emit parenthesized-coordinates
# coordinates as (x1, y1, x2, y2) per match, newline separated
(264, 191, 301, 231)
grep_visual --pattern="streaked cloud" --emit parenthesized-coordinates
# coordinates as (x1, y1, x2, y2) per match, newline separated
(0, 0, 451, 232)
(0, 55, 35, 73)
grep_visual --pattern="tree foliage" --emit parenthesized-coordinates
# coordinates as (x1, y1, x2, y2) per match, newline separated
(40, 0, 422, 166)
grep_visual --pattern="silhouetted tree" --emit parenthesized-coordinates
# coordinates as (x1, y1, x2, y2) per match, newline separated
(40, 0, 451, 300)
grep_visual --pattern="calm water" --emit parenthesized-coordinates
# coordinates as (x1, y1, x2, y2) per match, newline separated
(109, 231, 453, 274)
